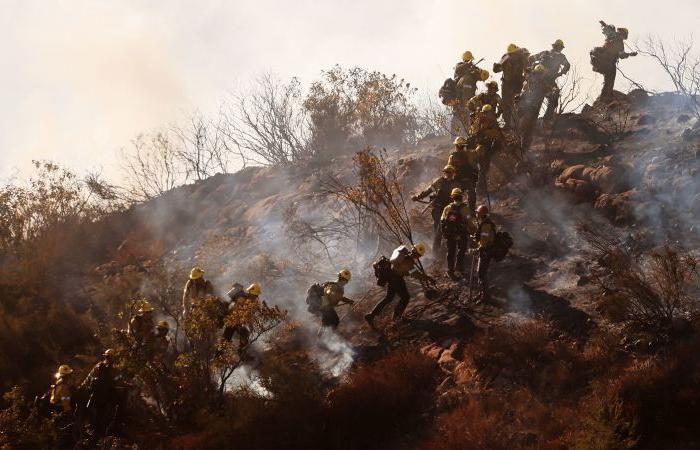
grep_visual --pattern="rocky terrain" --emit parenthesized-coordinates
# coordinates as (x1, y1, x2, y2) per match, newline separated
(4, 89, 700, 449)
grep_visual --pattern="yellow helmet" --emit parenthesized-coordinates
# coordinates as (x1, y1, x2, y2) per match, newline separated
(507, 43, 518, 54)
(481, 104, 493, 113)
(103, 348, 115, 358)
(413, 243, 426, 257)
(138, 302, 154, 313)
(450, 188, 463, 198)
(553, 39, 565, 49)
(533, 64, 546, 73)
(453, 136, 467, 146)
(479, 69, 490, 81)
(246, 283, 262, 297)
(442, 165, 456, 174)
(55, 364, 73, 378)
(462, 50, 474, 62)
(338, 269, 352, 282)
(189, 267, 204, 280)
(157, 320, 170, 329)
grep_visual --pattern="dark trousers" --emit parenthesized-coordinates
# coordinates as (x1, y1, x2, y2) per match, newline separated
(455, 179, 477, 213)
(543, 86, 560, 120)
(446, 236, 469, 272)
(501, 79, 524, 128)
(320, 307, 340, 329)
(477, 248, 492, 294)
(223, 325, 250, 347)
(431, 207, 444, 251)
(369, 271, 410, 319)
(601, 68, 616, 99)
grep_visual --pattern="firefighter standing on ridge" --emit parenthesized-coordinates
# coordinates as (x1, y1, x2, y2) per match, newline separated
(494, 43, 530, 128)
(591, 21, 637, 100)
(529, 39, 571, 120)
(412, 164, 460, 252)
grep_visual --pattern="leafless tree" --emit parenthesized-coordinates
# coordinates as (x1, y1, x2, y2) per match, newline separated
(321, 148, 434, 288)
(417, 94, 452, 139)
(579, 223, 699, 334)
(121, 133, 188, 201)
(636, 35, 700, 120)
(172, 112, 235, 181)
(222, 74, 312, 166)
(556, 65, 592, 115)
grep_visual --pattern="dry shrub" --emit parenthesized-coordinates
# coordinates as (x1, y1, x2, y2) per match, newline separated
(571, 390, 638, 450)
(418, 389, 573, 450)
(0, 387, 55, 449)
(603, 338, 700, 447)
(581, 224, 699, 336)
(465, 320, 587, 398)
(325, 348, 439, 449)
(305, 65, 419, 153)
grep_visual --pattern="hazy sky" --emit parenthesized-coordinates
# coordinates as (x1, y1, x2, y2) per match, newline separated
(1, 0, 699, 182)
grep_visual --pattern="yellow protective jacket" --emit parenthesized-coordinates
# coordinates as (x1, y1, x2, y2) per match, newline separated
(50, 377, 73, 413)
(473, 217, 496, 249)
(182, 278, 214, 317)
(467, 92, 502, 115)
(447, 149, 480, 183)
(321, 281, 350, 308)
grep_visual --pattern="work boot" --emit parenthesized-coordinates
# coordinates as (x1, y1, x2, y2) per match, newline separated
(364, 313, 376, 329)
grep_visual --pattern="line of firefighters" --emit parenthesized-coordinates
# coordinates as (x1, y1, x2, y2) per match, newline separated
(40, 20, 636, 443)
(444, 20, 636, 151)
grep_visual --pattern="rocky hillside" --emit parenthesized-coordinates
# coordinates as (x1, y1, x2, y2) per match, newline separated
(24, 90, 700, 448)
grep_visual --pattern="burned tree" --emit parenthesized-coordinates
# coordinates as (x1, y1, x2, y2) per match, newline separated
(579, 224, 699, 337)
(322, 148, 434, 289)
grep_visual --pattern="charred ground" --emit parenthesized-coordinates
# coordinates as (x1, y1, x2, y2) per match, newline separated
(2, 91, 700, 449)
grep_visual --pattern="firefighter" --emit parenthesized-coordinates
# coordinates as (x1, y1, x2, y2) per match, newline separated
(412, 164, 460, 252)
(471, 205, 497, 302)
(128, 302, 155, 346)
(153, 320, 170, 356)
(467, 80, 501, 118)
(471, 104, 505, 196)
(441, 188, 472, 279)
(592, 21, 637, 100)
(494, 43, 530, 128)
(49, 364, 76, 448)
(50, 364, 75, 414)
(182, 266, 214, 319)
(364, 243, 426, 326)
(222, 283, 262, 348)
(518, 64, 549, 151)
(452, 51, 489, 135)
(529, 39, 571, 120)
(447, 136, 480, 213)
(319, 269, 355, 330)
(82, 349, 125, 437)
